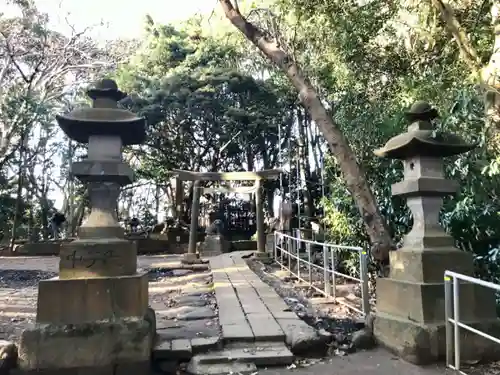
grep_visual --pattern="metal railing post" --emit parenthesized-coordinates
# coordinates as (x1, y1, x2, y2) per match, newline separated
(273, 232, 277, 261)
(330, 247, 336, 299)
(287, 235, 292, 273)
(444, 274, 453, 369)
(307, 241, 312, 283)
(280, 234, 284, 269)
(359, 250, 370, 315)
(453, 276, 461, 371)
(323, 244, 331, 297)
(273, 233, 373, 315)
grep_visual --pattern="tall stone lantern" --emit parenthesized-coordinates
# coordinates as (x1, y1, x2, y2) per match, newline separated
(18, 79, 155, 373)
(373, 101, 499, 364)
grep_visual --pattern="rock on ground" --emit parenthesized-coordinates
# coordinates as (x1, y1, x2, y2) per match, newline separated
(279, 319, 328, 356)
(0, 340, 17, 374)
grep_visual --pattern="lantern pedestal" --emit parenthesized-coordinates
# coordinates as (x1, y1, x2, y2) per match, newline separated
(374, 248, 500, 364)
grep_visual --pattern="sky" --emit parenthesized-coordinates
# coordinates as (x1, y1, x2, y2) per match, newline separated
(4, 0, 217, 40)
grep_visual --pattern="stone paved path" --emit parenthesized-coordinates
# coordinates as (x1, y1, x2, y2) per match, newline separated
(207, 252, 449, 375)
(210, 252, 301, 344)
(0, 254, 450, 374)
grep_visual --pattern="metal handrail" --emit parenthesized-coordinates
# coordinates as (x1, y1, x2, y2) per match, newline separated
(444, 270, 500, 374)
(273, 231, 370, 315)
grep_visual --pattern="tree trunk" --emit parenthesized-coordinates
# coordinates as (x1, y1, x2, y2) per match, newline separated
(218, 0, 394, 261)
(10, 132, 27, 250)
(40, 197, 50, 240)
(155, 184, 161, 222)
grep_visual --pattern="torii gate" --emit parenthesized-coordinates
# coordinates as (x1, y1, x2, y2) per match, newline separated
(171, 169, 282, 264)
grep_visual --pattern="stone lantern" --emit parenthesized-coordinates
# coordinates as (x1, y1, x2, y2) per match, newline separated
(18, 79, 154, 373)
(372, 101, 499, 364)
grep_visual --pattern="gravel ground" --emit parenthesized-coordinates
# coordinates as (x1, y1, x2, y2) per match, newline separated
(246, 258, 371, 356)
(0, 269, 56, 340)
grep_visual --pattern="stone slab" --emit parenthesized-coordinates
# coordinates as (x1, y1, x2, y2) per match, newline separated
(240, 303, 269, 315)
(172, 339, 193, 358)
(187, 343, 294, 367)
(247, 315, 285, 341)
(191, 336, 222, 354)
(236, 289, 263, 300)
(222, 323, 254, 342)
(156, 319, 219, 340)
(218, 311, 247, 325)
(215, 294, 239, 305)
(153, 338, 192, 360)
(153, 339, 171, 357)
(174, 295, 208, 307)
(159, 306, 216, 321)
(18, 318, 152, 370)
(269, 310, 299, 319)
(36, 273, 148, 324)
(276, 318, 324, 355)
(187, 359, 257, 375)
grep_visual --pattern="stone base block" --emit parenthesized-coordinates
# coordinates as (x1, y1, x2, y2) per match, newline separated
(17, 318, 153, 371)
(37, 273, 148, 324)
(200, 235, 229, 256)
(389, 248, 474, 283)
(374, 311, 500, 365)
(231, 240, 257, 251)
(14, 242, 63, 256)
(59, 239, 137, 279)
(265, 234, 274, 254)
(182, 253, 208, 265)
(11, 361, 149, 375)
(376, 277, 497, 323)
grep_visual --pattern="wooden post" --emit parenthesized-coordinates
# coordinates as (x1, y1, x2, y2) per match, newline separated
(175, 177, 183, 220)
(254, 178, 267, 257)
(183, 181, 202, 264)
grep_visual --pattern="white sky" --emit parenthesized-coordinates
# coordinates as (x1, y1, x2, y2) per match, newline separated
(20, 0, 217, 40)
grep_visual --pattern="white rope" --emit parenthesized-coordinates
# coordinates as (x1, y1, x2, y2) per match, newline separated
(202, 185, 257, 194)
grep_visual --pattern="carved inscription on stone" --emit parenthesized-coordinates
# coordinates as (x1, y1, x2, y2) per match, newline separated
(64, 249, 119, 269)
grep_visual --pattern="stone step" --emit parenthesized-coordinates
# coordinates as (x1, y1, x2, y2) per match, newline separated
(186, 343, 294, 375)
(221, 323, 255, 343)
(153, 336, 222, 360)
